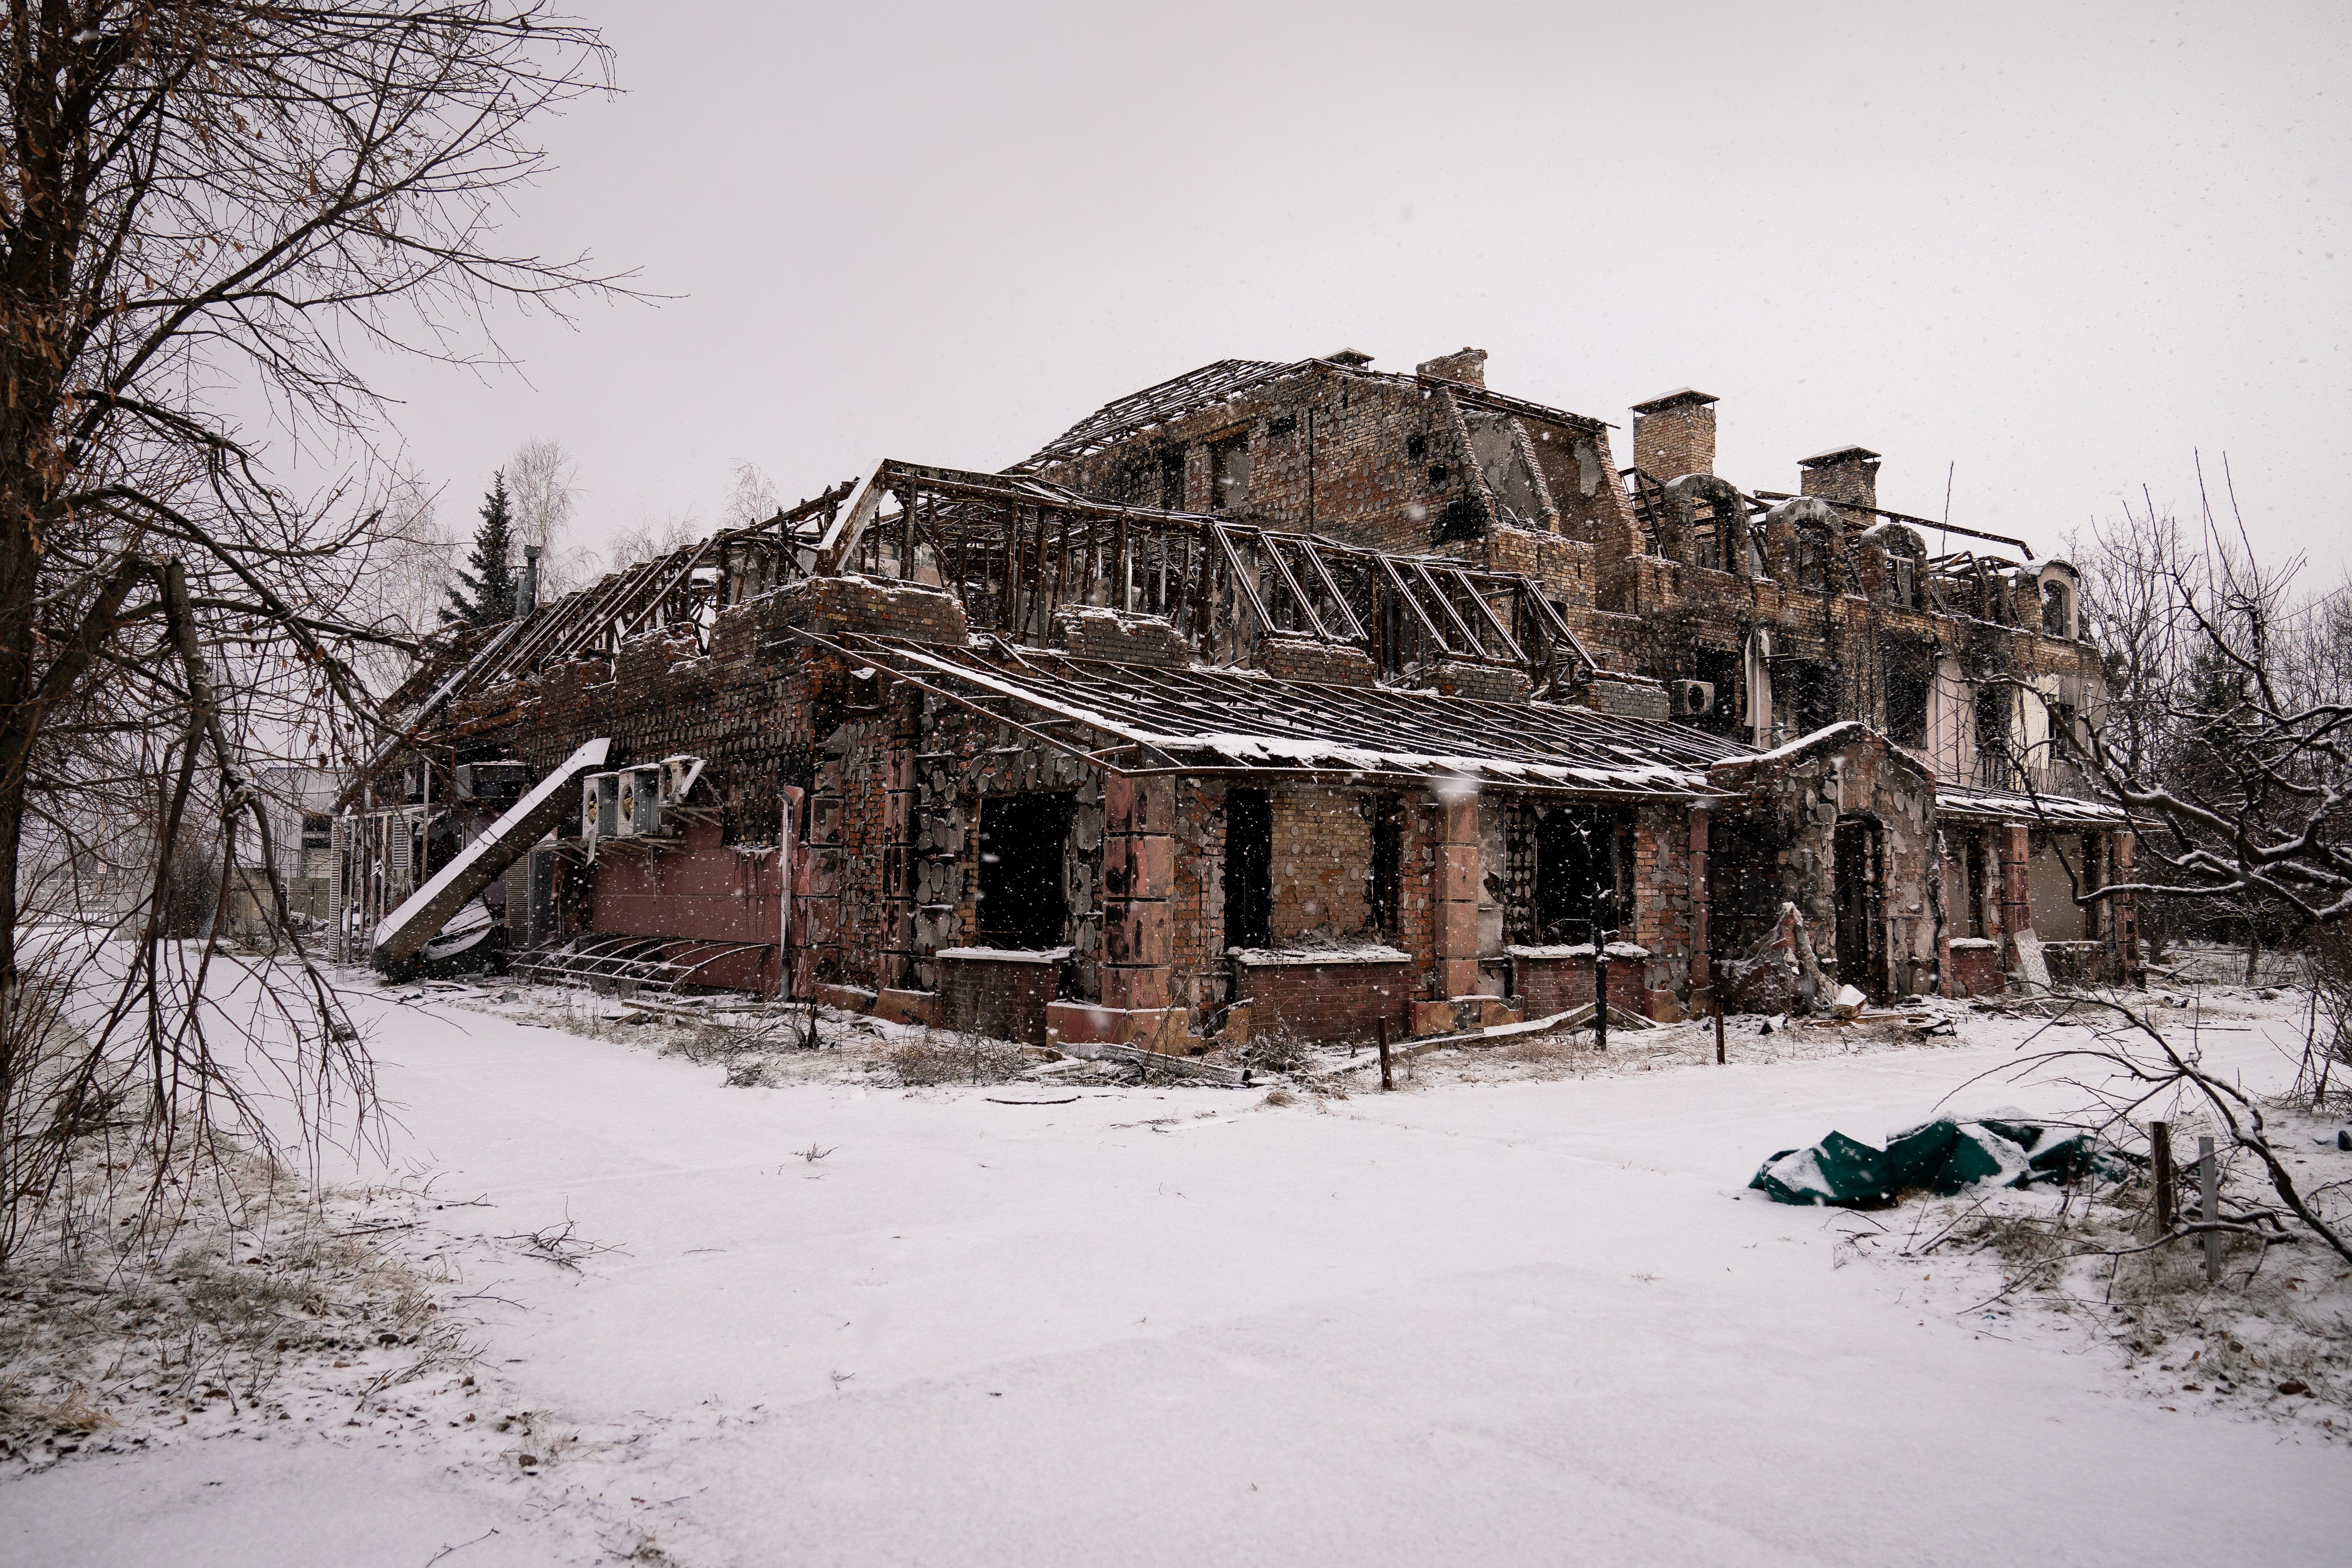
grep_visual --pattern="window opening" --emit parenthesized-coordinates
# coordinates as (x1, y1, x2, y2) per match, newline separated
(1887, 652, 1931, 748)
(1532, 805, 1628, 945)
(1159, 450, 1187, 512)
(1974, 683, 2012, 788)
(1795, 527, 1831, 591)
(1369, 793, 1405, 937)
(976, 792, 1075, 950)
(1691, 648, 1742, 739)
(1963, 832, 1991, 937)
(300, 814, 333, 851)
(2042, 581, 2071, 638)
(1224, 789, 1273, 949)
(1211, 437, 1252, 512)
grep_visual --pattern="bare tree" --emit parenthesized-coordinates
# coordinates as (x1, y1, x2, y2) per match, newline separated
(721, 461, 779, 530)
(0, 5, 621, 1256)
(2060, 468, 2352, 935)
(605, 507, 701, 572)
(506, 434, 596, 597)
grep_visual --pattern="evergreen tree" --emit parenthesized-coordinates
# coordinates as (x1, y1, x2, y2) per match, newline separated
(442, 472, 518, 626)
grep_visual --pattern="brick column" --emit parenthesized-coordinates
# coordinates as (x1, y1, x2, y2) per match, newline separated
(1999, 821, 2032, 972)
(879, 700, 918, 989)
(2109, 830, 2140, 981)
(1689, 808, 1711, 1005)
(1936, 834, 1961, 999)
(801, 758, 846, 986)
(1099, 773, 1174, 1011)
(1436, 787, 1480, 999)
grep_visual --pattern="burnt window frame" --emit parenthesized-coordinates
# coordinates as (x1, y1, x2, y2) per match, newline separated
(1209, 434, 1252, 512)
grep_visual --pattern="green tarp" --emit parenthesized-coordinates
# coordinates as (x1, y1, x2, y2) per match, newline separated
(1749, 1117, 2144, 1208)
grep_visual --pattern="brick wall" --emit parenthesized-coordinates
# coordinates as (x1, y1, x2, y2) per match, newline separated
(1509, 949, 1648, 1016)
(1235, 956, 1412, 1044)
(937, 953, 1060, 1046)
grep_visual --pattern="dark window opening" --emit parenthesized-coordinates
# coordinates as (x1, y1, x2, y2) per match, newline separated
(1694, 515, 1728, 572)
(300, 814, 333, 851)
(1974, 683, 2012, 787)
(1406, 433, 1428, 462)
(1368, 793, 1404, 937)
(1781, 658, 1839, 734)
(1885, 555, 1919, 610)
(1532, 805, 1629, 945)
(1427, 464, 1450, 486)
(1224, 789, 1273, 950)
(1211, 437, 1251, 512)
(1266, 414, 1297, 438)
(1794, 528, 1831, 591)
(2041, 581, 2071, 638)
(1888, 655, 1932, 748)
(976, 793, 1074, 950)
(1690, 648, 1743, 739)
(1159, 451, 1187, 512)
(1431, 496, 1484, 543)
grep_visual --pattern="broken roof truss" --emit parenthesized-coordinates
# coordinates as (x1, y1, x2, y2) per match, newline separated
(812, 459, 1595, 684)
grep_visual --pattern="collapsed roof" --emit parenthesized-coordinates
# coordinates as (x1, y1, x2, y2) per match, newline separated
(804, 630, 1745, 798)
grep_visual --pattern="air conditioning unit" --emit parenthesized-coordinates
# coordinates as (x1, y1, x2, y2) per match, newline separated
(612, 764, 664, 838)
(454, 760, 529, 804)
(581, 772, 619, 843)
(1673, 679, 1717, 717)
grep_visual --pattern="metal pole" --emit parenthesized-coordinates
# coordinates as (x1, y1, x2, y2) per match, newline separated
(1377, 1017, 1393, 1092)
(2200, 1134, 2220, 1284)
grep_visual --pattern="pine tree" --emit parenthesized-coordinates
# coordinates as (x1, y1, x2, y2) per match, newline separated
(442, 472, 518, 626)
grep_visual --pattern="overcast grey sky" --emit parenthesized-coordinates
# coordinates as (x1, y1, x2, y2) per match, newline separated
(354, 0, 2350, 571)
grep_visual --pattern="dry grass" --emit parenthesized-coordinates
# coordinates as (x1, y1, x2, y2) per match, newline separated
(1843, 1102, 2352, 1434)
(0, 1132, 468, 1470)
(887, 1031, 1030, 1088)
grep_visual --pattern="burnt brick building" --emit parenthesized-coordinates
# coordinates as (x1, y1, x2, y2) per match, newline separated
(345, 347, 2137, 1047)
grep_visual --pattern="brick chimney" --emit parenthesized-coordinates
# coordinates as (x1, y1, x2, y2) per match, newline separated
(1416, 347, 1487, 387)
(1798, 444, 1882, 514)
(1629, 389, 1717, 478)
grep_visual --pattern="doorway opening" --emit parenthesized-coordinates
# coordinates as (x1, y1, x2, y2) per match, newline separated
(1833, 815, 1886, 999)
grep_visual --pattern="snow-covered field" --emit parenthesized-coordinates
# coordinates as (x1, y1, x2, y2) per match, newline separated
(7, 979, 2349, 1566)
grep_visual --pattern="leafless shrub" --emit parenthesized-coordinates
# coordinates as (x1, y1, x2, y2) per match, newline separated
(888, 1029, 1027, 1087)
(498, 1217, 619, 1274)
(1236, 1028, 1313, 1077)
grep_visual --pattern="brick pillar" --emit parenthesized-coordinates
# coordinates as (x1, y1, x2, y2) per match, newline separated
(1689, 808, 1711, 1004)
(879, 701, 918, 989)
(1937, 834, 1962, 999)
(1999, 822, 2032, 972)
(2109, 830, 2140, 981)
(1436, 787, 1480, 999)
(1100, 773, 1174, 1011)
(801, 760, 846, 986)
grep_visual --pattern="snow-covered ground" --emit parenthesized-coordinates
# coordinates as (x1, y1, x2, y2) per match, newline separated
(8, 979, 2349, 1566)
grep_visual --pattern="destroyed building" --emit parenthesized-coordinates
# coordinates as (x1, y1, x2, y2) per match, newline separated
(341, 348, 2138, 1049)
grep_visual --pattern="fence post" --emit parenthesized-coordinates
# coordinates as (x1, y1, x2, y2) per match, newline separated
(2150, 1120, 2173, 1233)
(1376, 1017, 1393, 1092)
(2200, 1134, 2220, 1284)
(1593, 939, 1610, 1053)
(1714, 991, 1726, 1065)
